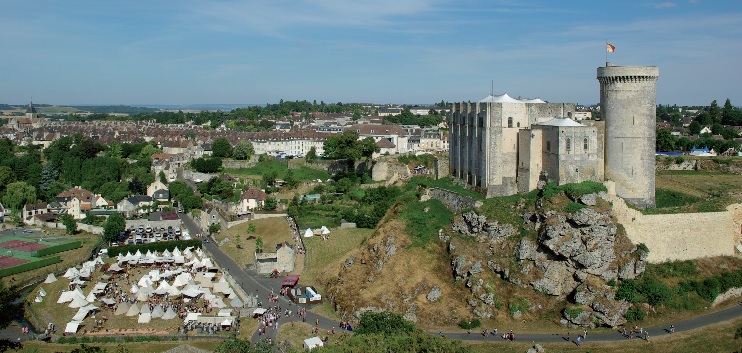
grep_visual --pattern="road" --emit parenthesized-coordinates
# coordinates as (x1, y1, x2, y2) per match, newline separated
(178, 213, 742, 346)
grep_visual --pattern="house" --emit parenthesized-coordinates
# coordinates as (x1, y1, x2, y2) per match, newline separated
(254, 241, 296, 274)
(200, 204, 228, 233)
(238, 188, 267, 213)
(147, 179, 169, 197)
(56, 187, 96, 220)
(152, 189, 170, 202)
(700, 126, 713, 135)
(22, 202, 49, 224)
(117, 195, 153, 216)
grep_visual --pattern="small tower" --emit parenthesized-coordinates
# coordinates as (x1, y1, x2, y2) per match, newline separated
(597, 63, 659, 208)
(25, 101, 39, 120)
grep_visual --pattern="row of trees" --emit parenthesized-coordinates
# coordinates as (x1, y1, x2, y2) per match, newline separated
(656, 128, 740, 153)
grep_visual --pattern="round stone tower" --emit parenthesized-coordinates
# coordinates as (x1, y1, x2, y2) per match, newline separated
(597, 63, 659, 208)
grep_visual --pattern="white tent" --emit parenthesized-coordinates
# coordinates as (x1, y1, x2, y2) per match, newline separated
(161, 307, 177, 320)
(85, 291, 97, 303)
(172, 247, 181, 257)
(217, 309, 233, 317)
(212, 282, 230, 294)
(220, 318, 232, 326)
(154, 282, 172, 295)
(162, 249, 172, 257)
(64, 321, 82, 334)
(68, 296, 89, 309)
(151, 305, 165, 319)
(304, 337, 324, 350)
(140, 304, 151, 315)
(303, 228, 314, 238)
(130, 283, 139, 294)
(252, 308, 267, 316)
(320, 226, 330, 235)
(101, 298, 116, 306)
(181, 287, 203, 298)
(38, 288, 47, 297)
(114, 302, 129, 316)
(108, 263, 124, 272)
(210, 297, 226, 308)
(126, 303, 140, 316)
(230, 296, 244, 308)
(72, 305, 97, 321)
(183, 312, 200, 324)
(138, 313, 151, 324)
(43, 273, 57, 283)
(63, 267, 79, 279)
(34, 296, 43, 303)
(138, 275, 153, 288)
(136, 287, 153, 301)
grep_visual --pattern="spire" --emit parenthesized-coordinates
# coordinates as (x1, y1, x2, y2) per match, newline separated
(26, 101, 37, 114)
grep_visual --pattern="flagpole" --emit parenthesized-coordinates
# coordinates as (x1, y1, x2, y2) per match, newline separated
(605, 39, 608, 64)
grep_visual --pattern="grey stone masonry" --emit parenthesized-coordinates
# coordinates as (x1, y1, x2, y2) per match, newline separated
(598, 63, 659, 208)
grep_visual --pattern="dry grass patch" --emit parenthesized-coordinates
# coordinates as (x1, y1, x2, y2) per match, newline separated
(215, 217, 293, 269)
(278, 321, 351, 350)
(303, 228, 372, 291)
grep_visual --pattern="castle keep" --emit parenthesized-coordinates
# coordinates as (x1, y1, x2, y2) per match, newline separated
(450, 63, 658, 208)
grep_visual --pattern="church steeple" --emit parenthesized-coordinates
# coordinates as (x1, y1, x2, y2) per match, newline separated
(25, 101, 39, 119)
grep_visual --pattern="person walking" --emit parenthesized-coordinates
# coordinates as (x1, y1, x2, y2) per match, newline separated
(576, 334, 581, 346)
(670, 324, 675, 333)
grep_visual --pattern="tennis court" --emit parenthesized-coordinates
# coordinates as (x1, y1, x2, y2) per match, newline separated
(0, 239, 48, 252)
(0, 255, 30, 269)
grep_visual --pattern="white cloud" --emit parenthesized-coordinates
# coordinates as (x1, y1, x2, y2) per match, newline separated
(656, 2, 677, 9)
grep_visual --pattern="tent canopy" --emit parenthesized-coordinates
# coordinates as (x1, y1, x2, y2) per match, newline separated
(282, 274, 300, 287)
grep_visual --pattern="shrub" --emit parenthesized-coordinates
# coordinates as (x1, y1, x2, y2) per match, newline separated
(34, 241, 82, 257)
(564, 202, 585, 213)
(625, 307, 646, 322)
(564, 306, 584, 319)
(508, 297, 530, 316)
(458, 318, 481, 330)
(356, 312, 415, 335)
(0, 256, 62, 277)
(675, 156, 684, 164)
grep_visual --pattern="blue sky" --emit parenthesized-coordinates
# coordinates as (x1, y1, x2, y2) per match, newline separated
(2, 0, 741, 106)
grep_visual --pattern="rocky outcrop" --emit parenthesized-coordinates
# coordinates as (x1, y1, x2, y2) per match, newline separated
(452, 198, 646, 327)
(451, 211, 516, 243)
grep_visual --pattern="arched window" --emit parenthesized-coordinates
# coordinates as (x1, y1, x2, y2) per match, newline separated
(566, 138, 571, 152)
(507, 117, 513, 128)
(517, 122, 521, 127)
(583, 138, 588, 151)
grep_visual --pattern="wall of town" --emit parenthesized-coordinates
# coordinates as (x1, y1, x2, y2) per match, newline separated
(604, 181, 738, 263)
(36, 221, 103, 235)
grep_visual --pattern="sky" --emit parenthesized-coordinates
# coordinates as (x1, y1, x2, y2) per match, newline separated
(1, 0, 741, 106)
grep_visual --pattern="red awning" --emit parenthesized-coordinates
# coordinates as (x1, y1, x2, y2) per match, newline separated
(282, 274, 300, 287)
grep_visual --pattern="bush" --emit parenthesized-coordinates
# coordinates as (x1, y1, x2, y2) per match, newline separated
(564, 306, 584, 319)
(0, 256, 62, 277)
(675, 156, 684, 164)
(564, 202, 585, 213)
(625, 307, 646, 322)
(356, 312, 415, 335)
(34, 241, 82, 257)
(458, 318, 481, 330)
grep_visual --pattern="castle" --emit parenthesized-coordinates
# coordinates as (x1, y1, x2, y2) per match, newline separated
(450, 63, 659, 208)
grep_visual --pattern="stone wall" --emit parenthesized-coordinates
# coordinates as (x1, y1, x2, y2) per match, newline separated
(36, 221, 103, 235)
(426, 188, 483, 214)
(604, 181, 739, 263)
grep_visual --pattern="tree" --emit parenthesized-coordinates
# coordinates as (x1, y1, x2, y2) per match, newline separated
(103, 212, 126, 243)
(70, 344, 107, 353)
(208, 223, 221, 235)
(138, 143, 161, 160)
(0, 281, 23, 352)
(323, 131, 363, 161)
(2, 181, 36, 210)
(191, 157, 222, 173)
(61, 214, 78, 235)
(285, 169, 299, 189)
(709, 100, 721, 122)
(355, 311, 416, 335)
(712, 122, 724, 135)
(360, 136, 380, 160)
(306, 146, 317, 161)
(212, 137, 233, 158)
(656, 128, 676, 152)
(39, 164, 60, 200)
(688, 120, 702, 135)
(255, 236, 264, 253)
(232, 140, 255, 160)
(246, 223, 256, 234)
(0, 166, 16, 193)
(263, 197, 277, 211)
(185, 130, 197, 140)
(106, 141, 122, 159)
(159, 171, 168, 185)
(214, 337, 272, 353)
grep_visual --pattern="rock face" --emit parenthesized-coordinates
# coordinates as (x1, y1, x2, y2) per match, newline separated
(451, 195, 646, 327)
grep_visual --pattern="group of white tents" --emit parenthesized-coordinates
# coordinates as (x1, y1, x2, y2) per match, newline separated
(303, 226, 331, 238)
(48, 246, 243, 334)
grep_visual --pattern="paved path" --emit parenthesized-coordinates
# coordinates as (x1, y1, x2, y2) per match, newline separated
(179, 213, 742, 346)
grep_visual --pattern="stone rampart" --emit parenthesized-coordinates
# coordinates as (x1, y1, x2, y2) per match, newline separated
(427, 188, 482, 214)
(604, 181, 738, 263)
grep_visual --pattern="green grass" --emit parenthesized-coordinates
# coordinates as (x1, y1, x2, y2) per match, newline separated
(654, 188, 704, 208)
(478, 190, 539, 228)
(400, 198, 454, 248)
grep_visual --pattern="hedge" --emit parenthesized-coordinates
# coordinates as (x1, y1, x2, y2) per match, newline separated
(0, 256, 62, 278)
(107, 240, 202, 257)
(34, 241, 82, 257)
